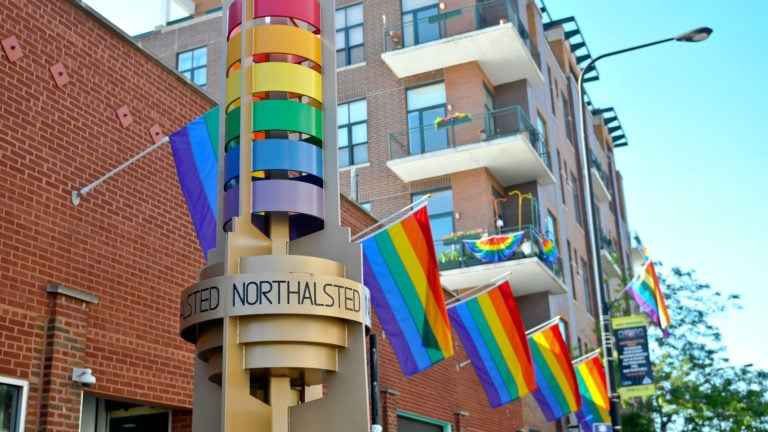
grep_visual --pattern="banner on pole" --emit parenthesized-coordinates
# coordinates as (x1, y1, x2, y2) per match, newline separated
(612, 315, 655, 399)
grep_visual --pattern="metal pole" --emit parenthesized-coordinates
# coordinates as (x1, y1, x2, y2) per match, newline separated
(370, 334, 380, 430)
(575, 28, 711, 430)
(71, 136, 170, 206)
(576, 36, 675, 432)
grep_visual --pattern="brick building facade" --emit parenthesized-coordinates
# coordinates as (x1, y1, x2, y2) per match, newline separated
(2, 0, 637, 431)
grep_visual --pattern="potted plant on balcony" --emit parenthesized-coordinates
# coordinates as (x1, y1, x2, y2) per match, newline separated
(434, 112, 472, 130)
(441, 228, 484, 246)
(438, 248, 462, 270)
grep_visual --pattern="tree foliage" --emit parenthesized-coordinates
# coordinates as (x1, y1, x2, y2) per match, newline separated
(620, 265, 768, 432)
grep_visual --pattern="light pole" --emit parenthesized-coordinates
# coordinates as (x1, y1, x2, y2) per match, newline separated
(576, 26, 712, 431)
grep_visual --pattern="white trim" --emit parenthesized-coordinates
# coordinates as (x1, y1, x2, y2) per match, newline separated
(339, 162, 371, 172)
(0, 376, 29, 432)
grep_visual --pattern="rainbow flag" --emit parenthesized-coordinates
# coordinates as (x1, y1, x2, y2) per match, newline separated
(169, 107, 219, 260)
(625, 260, 670, 337)
(527, 320, 581, 420)
(447, 280, 536, 407)
(573, 351, 611, 431)
(641, 246, 650, 262)
(360, 206, 454, 376)
(537, 236, 559, 266)
(463, 232, 524, 263)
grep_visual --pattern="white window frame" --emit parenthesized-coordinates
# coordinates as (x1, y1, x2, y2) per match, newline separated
(0, 376, 29, 432)
(397, 410, 451, 432)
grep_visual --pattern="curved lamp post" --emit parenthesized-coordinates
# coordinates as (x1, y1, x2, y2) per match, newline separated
(576, 26, 712, 431)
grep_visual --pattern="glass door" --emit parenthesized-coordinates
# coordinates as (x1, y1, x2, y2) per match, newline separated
(406, 82, 447, 155)
(402, 0, 441, 47)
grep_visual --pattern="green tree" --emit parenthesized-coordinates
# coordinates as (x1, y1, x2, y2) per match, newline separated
(620, 266, 768, 432)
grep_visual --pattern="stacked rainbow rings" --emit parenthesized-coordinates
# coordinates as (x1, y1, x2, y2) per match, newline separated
(223, 0, 325, 239)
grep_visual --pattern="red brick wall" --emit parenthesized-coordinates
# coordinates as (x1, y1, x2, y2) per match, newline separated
(371, 316, 527, 432)
(0, 4, 387, 431)
(1, 0, 214, 429)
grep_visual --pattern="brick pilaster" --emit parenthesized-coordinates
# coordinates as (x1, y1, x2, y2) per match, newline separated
(380, 387, 401, 432)
(37, 287, 96, 432)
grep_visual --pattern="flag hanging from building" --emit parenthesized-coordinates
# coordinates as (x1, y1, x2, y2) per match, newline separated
(169, 107, 219, 260)
(527, 319, 582, 421)
(360, 205, 454, 376)
(625, 260, 670, 338)
(573, 351, 611, 432)
(463, 232, 525, 263)
(447, 280, 536, 407)
(537, 235, 559, 266)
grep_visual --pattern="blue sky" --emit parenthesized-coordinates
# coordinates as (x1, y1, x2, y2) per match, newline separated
(85, 0, 768, 371)
(546, 0, 768, 371)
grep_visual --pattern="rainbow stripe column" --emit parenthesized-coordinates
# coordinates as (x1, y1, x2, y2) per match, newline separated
(178, 1, 370, 431)
(223, 1, 325, 240)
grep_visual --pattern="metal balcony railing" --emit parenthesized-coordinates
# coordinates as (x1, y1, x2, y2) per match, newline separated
(382, 0, 539, 66)
(435, 225, 563, 280)
(590, 150, 612, 193)
(388, 105, 551, 170)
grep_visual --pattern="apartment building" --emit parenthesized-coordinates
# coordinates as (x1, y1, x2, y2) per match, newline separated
(0, 0, 636, 431)
(138, 0, 632, 322)
(136, 1, 635, 431)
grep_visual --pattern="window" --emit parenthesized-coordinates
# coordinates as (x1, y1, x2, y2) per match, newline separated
(401, 0, 440, 47)
(483, 83, 495, 138)
(562, 93, 575, 146)
(492, 187, 504, 235)
(412, 189, 453, 254)
(177, 46, 207, 89)
(558, 150, 566, 204)
(548, 69, 556, 115)
(571, 172, 582, 227)
(545, 211, 558, 245)
(398, 411, 451, 432)
(581, 258, 593, 316)
(0, 378, 28, 432)
(536, 113, 551, 169)
(567, 240, 576, 300)
(360, 201, 371, 212)
(559, 319, 570, 348)
(336, 4, 364, 67)
(338, 99, 368, 167)
(81, 396, 171, 432)
(407, 82, 447, 154)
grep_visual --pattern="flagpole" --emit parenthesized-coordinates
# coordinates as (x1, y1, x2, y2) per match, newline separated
(71, 136, 170, 206)
(572, 349, 602, 365)
(619, 259, 649, 295)
(525, 316, 561, 336)
(444, 271, 511, 307)
(351, 194, 431, 242)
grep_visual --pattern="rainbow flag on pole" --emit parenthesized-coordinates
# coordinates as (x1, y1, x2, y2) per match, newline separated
(169, 107, 219, 260)
(447, 280, 536, 407)
(360, 206, 453, 376)
(625, 260, 670, 337)
(573, 351, 611, 431)
(527, 319, 581, 420)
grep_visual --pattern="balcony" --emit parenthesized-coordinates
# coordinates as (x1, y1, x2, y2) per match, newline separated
(590, 151, 612, 203)
(387, 106, 556, 186)
(599, 229, 622, 279)
(437, 226, 567, 296)
(381, 0, 543, 86)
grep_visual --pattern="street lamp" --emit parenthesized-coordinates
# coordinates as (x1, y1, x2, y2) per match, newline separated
(576, 26, 712, 431)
